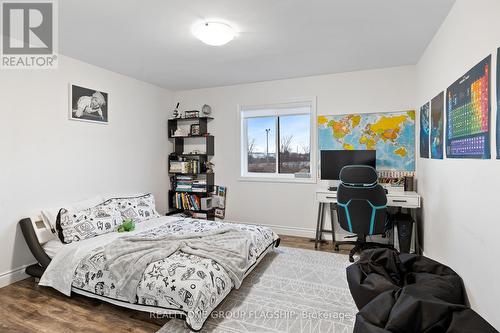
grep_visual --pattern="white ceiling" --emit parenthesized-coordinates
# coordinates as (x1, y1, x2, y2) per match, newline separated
(59, 0, 455, 91)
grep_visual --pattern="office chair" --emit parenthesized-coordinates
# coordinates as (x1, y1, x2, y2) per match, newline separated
(334, 165, 394, 262)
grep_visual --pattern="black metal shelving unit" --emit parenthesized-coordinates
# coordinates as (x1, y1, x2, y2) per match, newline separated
(167, 116, 215, 220)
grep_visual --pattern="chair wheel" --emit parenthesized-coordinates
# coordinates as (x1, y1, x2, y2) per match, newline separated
(349, 256, 354, 263)
(334, 245, 339, 251)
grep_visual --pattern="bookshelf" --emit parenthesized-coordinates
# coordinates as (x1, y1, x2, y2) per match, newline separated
(167, 116, 215, 220)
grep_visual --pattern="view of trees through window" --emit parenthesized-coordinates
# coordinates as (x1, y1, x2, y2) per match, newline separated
(247, 114, 310, 174)
(247, 117, 276, 173)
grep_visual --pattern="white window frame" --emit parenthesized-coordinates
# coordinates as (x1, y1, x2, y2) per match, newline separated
(238, 98, 317, 184)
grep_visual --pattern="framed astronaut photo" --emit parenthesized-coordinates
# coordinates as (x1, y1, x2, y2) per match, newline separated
(69, 84, 109, 124)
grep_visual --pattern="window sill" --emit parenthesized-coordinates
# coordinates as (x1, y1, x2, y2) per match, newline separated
(238, 176, 317, 184)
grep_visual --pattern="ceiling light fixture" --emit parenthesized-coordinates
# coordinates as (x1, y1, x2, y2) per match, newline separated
(192, 21, 236, 46)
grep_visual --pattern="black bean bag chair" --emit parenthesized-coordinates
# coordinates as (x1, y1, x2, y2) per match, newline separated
(346, 248, 498, 333)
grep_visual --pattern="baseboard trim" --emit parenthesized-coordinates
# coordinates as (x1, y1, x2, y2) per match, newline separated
(261, 223, 317, 238)
(227, 219, 350, 240)
(0, 264, 33, 289)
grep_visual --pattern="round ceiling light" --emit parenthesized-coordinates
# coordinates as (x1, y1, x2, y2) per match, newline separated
(192, 21, 236, 46)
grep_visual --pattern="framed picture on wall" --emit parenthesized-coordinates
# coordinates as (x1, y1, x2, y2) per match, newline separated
(69, 84, 109, 124)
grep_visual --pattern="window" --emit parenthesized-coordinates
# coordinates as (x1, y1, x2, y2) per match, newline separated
(240, 101, 315, 182)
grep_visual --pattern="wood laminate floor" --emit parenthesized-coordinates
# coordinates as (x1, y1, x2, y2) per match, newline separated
(0, 235, 349, 333)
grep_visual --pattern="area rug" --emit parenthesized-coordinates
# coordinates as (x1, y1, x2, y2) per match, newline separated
(157, 246, 356, 333)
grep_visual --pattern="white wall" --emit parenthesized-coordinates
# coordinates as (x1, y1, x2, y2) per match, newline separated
(174, 66, 416, 236)
(416, 0, 500, 329)
(0, 55, 172, 287)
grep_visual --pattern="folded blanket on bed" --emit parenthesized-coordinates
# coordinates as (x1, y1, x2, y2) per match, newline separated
(104, 226, 253, 303)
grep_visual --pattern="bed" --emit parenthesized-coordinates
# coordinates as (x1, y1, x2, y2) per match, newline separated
(20, 214, 280, 331)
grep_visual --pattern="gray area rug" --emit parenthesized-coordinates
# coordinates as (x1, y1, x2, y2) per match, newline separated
(157, 246, 356, 333)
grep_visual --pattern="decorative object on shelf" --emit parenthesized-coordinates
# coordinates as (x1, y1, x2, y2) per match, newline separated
(173, 102, 180, 118)
(184, 110, 200, 118)
(173, 128, 189, 137)
(190, 124, 200, 136)
(201, 197, 213, 210)
(70, 84, 108, 124)
(202, 104, 212, 116)
(204, 161, 214, 173)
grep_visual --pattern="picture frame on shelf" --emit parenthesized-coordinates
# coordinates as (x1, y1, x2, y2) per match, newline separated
(184, 110, 199, 118)
(190, 124, 200, 136)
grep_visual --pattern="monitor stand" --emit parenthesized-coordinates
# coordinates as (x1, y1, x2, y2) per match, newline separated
(327, 180, 340, 192)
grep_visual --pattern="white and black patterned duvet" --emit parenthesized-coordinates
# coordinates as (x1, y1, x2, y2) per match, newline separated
(71, 218, 279, 331)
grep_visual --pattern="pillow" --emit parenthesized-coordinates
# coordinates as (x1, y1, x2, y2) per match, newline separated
(43, 239, 65, 258)
(56, 200, 122, 244)
(107, 193, 160, 223)
(41, 196, 105, 234)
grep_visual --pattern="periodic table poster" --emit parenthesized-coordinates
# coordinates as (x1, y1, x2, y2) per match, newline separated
(497, 48, 500, 158)
(446, 56, 491, 159)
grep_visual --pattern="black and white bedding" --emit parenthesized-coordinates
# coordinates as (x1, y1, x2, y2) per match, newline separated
(39, 216, 279, 331)
(56, 193, 160, 244)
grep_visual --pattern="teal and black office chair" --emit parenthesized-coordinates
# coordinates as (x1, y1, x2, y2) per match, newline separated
(335, 165, 393, 262)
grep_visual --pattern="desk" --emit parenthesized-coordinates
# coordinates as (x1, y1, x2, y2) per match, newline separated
(315, 189, 421, 253)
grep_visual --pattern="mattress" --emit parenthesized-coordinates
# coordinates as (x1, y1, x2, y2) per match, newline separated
(41, 216, 279, 331)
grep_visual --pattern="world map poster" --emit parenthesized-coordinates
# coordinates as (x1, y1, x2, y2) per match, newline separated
(318, 110, 415, 171)
(420, 102, 430, 158)
(431, 92, 444, 159)
(446, 55, 491, 159)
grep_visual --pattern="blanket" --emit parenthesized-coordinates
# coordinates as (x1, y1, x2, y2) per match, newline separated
(39, 217, 171, 296)
(104, 226, 254, 303)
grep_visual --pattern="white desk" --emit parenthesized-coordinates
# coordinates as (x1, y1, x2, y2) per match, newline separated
(315, 189, 422, 253)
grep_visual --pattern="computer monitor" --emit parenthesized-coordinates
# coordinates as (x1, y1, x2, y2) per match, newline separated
(320, 150, 376, 180)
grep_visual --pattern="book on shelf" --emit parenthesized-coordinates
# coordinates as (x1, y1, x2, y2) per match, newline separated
(173, 192, 202, 211)
(169, 160, 201, 174)
(173, 175, 207, 192)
